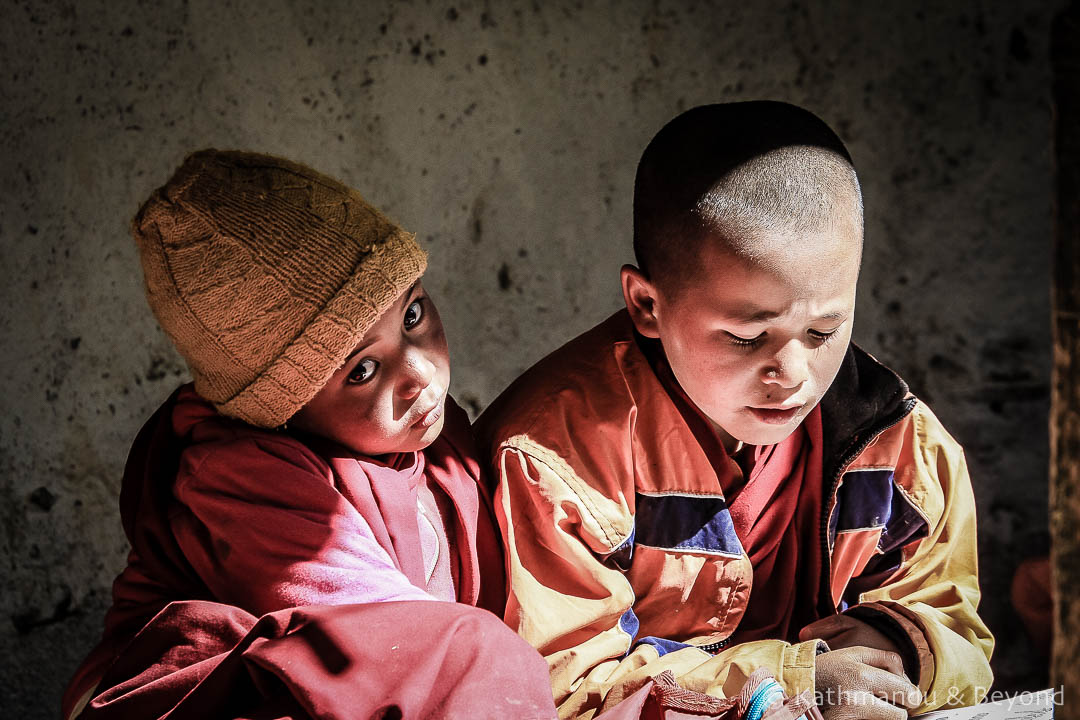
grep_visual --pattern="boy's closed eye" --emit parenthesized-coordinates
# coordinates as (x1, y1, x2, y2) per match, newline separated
(725, 331, 765, 348)
(723, 327, 841, 349)
(808, 327, 841, 346)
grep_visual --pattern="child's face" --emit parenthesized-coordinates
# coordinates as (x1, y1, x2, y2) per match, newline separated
(623, 228, 860, 451)
(290, 281, 451, 457)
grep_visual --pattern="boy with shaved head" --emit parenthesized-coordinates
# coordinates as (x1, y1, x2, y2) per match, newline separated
(478, 102, 993, 719)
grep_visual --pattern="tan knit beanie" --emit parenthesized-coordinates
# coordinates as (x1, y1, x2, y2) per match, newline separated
(133, 149, 428, 428)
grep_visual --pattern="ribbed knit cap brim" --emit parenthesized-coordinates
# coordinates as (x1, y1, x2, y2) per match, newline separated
(133, 149, 427, 428)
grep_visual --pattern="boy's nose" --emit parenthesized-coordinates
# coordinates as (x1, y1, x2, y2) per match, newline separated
(398, 349, 437, 399)
(760, 342, 810, 388)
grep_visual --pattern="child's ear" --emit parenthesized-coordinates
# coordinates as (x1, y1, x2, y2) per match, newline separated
(621, 264, 661, 339)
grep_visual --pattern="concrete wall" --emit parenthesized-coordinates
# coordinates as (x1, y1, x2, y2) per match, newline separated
(1, 0, 1060, 715)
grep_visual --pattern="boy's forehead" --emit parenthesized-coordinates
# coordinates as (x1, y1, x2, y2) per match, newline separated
(702, 217, 860, 257)
(676, 228, 861, 305)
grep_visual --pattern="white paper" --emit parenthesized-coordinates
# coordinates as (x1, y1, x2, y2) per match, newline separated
(914, 689, 1055, 720)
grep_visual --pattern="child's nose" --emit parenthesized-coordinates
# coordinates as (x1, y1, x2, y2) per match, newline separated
(398, 349, 437, 399)
(761, 342, 810, 388)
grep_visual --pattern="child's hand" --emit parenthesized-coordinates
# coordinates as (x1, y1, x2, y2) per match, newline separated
(814, 646, 922, 720)
(799, 614, 901, 656)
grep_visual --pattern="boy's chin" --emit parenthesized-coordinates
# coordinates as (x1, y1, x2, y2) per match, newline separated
(729, 418, 803, 448)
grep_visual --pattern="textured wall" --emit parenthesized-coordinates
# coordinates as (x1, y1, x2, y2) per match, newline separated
(0, 0, 1060, 715)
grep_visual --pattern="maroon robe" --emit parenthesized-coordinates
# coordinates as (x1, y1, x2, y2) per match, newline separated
(62, 385, 556, 719)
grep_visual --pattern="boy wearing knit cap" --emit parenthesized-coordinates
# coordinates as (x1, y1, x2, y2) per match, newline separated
(62, 150, 557, 720)
(478, 102, 994, 719)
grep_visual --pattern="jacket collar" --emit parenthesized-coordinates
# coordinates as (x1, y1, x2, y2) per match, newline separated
(818, 343, 916, 480)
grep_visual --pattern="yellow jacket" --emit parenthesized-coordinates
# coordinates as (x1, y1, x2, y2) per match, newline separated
(478, 311, 993, 718)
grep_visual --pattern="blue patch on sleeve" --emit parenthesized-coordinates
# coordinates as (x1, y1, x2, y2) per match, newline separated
(830, 469, 930, 554)
(618, 607, 640, 645)
(833, 469, 932, 606)
(634, 492, 743, 557)
(635, 636, 695, 657)
(835, 469, 896, 531)
(620, 610, 698, 659)
(879, 488, 930, 554)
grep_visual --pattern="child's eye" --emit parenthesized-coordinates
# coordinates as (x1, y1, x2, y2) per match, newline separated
(808, 329, 838, 345)
(403, 300, 424, 330)
(725, 331, 764, 348)
(347, 358, 378, 384)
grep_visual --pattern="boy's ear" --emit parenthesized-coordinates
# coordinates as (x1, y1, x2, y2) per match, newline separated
(621, 264, 661, 339)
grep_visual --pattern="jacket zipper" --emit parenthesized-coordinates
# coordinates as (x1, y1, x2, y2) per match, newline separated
(819, 397, 918, 615)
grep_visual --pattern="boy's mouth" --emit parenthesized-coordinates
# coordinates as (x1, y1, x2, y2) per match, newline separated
(746, 405, 802, 425)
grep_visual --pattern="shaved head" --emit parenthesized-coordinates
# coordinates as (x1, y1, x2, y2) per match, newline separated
(633, 101, 863, 286)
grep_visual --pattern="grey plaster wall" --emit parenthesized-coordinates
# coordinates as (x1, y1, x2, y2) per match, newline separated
(1, 0, 1060, 716)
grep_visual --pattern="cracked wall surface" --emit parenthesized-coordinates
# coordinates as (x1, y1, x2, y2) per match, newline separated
(0, 1, 1062, 716)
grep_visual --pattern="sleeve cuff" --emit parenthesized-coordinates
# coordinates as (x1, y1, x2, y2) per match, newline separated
(843, 601, 935, 692)
(779, 638, 826, 697)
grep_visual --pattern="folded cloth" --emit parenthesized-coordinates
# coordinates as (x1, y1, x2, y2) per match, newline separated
(76, 599, 558, 720)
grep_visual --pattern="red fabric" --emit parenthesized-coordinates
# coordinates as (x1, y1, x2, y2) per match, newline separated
(646, 343, 825, 644)
(78, 600, 557, 720)
(63, 384, 512, 720)
(163, 384, 503, 614)
(727, 408, 824, 643)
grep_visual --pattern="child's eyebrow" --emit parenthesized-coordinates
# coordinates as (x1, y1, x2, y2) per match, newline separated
(344, 339, 375, 362)
(729, 308, 781, 324)
(810, 311, 849, 323)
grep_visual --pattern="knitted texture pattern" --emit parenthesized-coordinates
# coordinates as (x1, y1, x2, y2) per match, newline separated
(133, 149, 428, 428)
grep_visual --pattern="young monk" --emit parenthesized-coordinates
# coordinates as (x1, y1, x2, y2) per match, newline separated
(61, 150, 557, 720)
(478, 102, 994, 719)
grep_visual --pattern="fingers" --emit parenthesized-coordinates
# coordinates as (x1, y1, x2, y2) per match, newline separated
(815, 647, 923, 715)
(839, 646, 921, 708)
(820, 693, 910, 720)
(863, 695, 914, 720)
(859, 663, 922, 709)
(845, 645, 905, 677)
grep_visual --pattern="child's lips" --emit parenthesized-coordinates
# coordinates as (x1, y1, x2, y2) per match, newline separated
(412, 395, 445, 429)
(746, 405, 802, 425)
